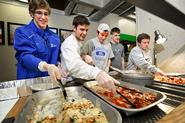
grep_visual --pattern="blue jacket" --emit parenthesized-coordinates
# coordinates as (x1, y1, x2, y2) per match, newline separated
(14, 20, 61, 80)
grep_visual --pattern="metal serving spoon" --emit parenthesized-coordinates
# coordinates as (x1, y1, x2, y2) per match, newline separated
(57, 79, 67, 99)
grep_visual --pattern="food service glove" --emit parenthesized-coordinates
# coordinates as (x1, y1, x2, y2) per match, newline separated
(38, 61, 67, 82)
(47, 64, 62, 82)
(105, 67, 110, 73)
(96, 71, 120, 94)
(155, 69, 166, 76)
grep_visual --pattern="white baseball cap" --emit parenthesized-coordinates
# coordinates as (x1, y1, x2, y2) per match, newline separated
(97, 23, 110, 33)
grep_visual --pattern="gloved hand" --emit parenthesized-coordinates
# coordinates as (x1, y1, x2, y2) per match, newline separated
(38, 61, 67, 82)
(96, 71, 120, 94)
(57, 62, 68, 78)
(83, 55, 94, 65)
(105, 67, 110, 73)
(47, 64, 62, 82)
(155, 69, 166, 76)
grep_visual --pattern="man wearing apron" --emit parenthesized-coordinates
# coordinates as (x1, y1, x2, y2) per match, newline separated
(127, 33, 165, 75)
(81, 23, 114, 72)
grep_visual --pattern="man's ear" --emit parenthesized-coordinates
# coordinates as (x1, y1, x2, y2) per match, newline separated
(73, 26, 76, 32)
(29, 12, 34, 18)
(96, 30, 99, 36)
(137, 42, 141, 46)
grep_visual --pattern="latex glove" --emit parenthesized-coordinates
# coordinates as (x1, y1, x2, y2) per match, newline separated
(57, 62, 68, 78)
(47, 64, 62, 82)
(105, 67, 109, 73)
(96, 71, 120, 94)
(38, 62, 68, 82)
(83, 55, 94, 65)
(155, 69, 166, 76)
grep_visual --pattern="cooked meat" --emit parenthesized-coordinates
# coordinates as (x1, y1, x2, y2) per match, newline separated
(90, 84, 156, 109)
(155, 75, 185, 85)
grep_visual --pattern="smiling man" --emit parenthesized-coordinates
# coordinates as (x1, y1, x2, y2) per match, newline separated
(14, 0, 66, 82)
(61, 16, 119, 94)
(127, 33, 165, 75)
(81, 23, 114, 73)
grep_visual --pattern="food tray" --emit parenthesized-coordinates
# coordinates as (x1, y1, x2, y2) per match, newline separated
(166, 73, 185, 77)
(84, 81, 166, 116)
(153, 80, 185, 87)
(14, 86, 122, 123)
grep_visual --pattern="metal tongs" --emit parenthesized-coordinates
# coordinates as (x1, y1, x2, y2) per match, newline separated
(116, 90, 137, 108)
(57, 79, 67, 99)
(110, 66, 124, 74)
(115, 83, 143, 94)
(115, 83, 141, 108)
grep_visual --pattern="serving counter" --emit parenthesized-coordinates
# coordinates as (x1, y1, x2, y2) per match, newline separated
(0, 76, 184, 123)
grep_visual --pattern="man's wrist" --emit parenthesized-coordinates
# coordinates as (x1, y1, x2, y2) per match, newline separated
(38, 61, 49, 72)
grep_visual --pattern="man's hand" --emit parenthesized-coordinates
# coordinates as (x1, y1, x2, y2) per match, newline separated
(83, 55, 94, 65)
(155, 69, 166, 76)
(47, 64, 62, 82)
(105, 67, 109, 73)
(96, 71, 120, 94)
(41, 62, 67, 82)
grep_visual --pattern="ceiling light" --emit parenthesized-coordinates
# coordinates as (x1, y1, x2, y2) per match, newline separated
(127, 14, 136, 19)
(18, 0, 28, 3)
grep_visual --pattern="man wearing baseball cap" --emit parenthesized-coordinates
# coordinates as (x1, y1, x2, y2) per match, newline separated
(81, 23, 114, 72)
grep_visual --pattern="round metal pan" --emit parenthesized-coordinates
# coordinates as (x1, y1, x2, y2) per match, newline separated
(110, 66, 154, 86)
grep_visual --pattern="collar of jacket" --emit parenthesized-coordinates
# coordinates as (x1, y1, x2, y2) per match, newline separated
(29, 19, 49, 37)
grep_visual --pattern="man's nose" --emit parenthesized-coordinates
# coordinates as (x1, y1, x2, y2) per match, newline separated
(83, 31, 87, 35)
(102, 36, 107, 40)
(41, 14, 46, 18)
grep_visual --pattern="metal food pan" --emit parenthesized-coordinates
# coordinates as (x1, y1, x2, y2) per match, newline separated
(153, 81, 185, 91)
(153, 80, 185, 87)
(14, 86, 122, 123)
(84, 81, 166, 116)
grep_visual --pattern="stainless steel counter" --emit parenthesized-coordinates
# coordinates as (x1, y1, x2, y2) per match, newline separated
(0, 76, 181, 123)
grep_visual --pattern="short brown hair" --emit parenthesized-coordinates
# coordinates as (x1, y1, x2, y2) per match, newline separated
(29, 0, 51, 15)
(137, 33, 150, 43)
(110, 27, 120, 35)
(73, 15, 90, 28)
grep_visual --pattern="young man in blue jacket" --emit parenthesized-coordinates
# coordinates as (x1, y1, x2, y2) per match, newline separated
(14, 0, 66, 82)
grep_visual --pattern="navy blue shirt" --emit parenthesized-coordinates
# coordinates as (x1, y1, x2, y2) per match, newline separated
(14, 20, 61, 80)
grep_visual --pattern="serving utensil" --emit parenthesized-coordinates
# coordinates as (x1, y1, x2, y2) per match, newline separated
(115, 83, 143, 94)
(57, 79, 67, 99)
(110, 66, 124, 74)
(116, 90, 137, 108)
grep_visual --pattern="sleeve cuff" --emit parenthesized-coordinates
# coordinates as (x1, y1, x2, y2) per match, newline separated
(38, 61, 47, 72)
(90, 66, 102, 79)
